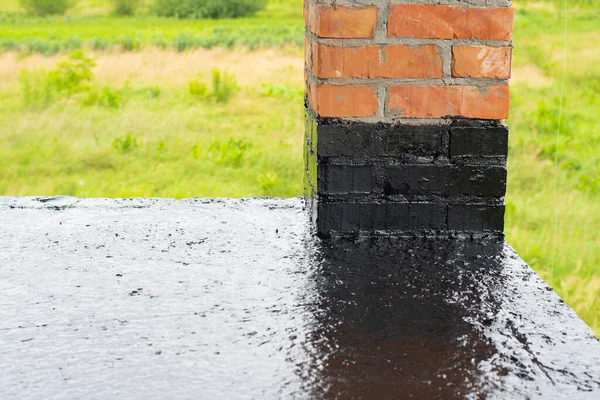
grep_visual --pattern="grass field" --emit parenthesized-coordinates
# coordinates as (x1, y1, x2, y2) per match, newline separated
(0, 0, 598, 336)
(0, 0, 303, 53)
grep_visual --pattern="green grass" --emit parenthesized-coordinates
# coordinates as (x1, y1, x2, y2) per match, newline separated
(0, 0, 304, 54)
(0, 79, 304, 197)
(505, 1, 600, 334)
(0, 0, 598, 336)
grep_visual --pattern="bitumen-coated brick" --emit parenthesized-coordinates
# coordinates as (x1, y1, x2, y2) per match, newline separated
(450, 125, 509, 158)
(382, 125, 447, 157)
(316, 122, 447, 159)
(449, 166, 507, 198)
(316, 202, 447, 233)
(380, 165, 506, 198)
(317, 165, 373, 195)
(317, 123, 384, 158)
(383, 165, 449, 196)
(306, 111, 509, 234)
(448, 205, 505, 232)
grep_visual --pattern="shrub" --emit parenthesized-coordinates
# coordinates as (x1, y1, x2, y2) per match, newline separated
(47, 50, 96, 95)
(19, 0, 75, 16)
(188, 69, 239, 104)
(152, 0, 268, 19)
(111, 0, 140, 16)
(19, 50, 96, 109)
(112, 134, 138, 154)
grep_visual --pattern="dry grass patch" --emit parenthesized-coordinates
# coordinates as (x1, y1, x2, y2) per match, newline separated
(0, 47, 304, 88)
(511, 65, 554, 87)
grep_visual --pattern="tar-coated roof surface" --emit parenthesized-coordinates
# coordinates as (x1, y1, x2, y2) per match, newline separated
(1, 197, 599, 399)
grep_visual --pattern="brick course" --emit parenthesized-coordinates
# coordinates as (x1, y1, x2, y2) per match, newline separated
(387, 85, 510, 119)
(388, 5, 514, 41)
(304, 1, 514, 121)
(313, 44, 443, 79)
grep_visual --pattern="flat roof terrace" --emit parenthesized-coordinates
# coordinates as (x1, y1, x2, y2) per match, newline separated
(1, 197, 599, 399)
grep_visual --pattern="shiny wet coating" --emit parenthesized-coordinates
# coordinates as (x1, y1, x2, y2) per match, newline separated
(0, 197, 599, 399)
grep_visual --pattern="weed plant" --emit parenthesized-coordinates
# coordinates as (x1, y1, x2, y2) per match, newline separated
(189, 69, 240, 103)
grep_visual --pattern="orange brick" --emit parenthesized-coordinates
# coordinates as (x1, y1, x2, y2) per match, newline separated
(308, 4, 378, 39)
(308, 83, 378, 118)
(452, 45, 512, 79)
(387, 85, 509, 119)
(388, 5, 514, 40)
(313, 44, 443, 79)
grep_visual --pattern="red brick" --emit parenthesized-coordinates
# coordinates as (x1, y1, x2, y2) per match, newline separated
(452, 45, 512, 79)
(308, 5, 378, 38)
(387, 85, 510, 119)
(313, 44, 443, 79)
(308, 83, 378, 118)
(388, 5, 514, 40)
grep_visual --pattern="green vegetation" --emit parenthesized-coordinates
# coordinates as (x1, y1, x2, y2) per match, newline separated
(111, 0, 140, 16)
(19, 50, 95, 108)
(152, 0, 268, 19)
(0, 0, 598, 336)
(505, 1, 600, 335)
(188, 70, 240, 103)
(19, 0, 75, 16)
(0, 75, 303, 197)
(0, 0, 303, 54)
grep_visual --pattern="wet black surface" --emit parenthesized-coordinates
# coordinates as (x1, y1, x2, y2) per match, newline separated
(1, 197, 599, 399)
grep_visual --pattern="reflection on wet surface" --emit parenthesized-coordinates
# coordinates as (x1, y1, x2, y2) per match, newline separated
(301, 238, 506, 399)
(0, 197, 599, 399)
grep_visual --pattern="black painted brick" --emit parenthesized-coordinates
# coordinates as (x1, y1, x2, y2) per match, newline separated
(306, 109, 509, 234)
(383, 165, 449, 196)
(317, 124, 383, 158)
(316, 202, 447, 233)
(383, 125, 446, 157)
(448, 205, 505, 232)
(380, 165, 506, 198)
(450, 165, 507, 198)
(450, 125, 508, 158)
(316, 165, 373, 194)
(319, 165, 352, 194)
(353, 165, 374, 193)
(316, 123, 447, 159)
(406, 203, 447, 230)
(318, 165, 374, 194)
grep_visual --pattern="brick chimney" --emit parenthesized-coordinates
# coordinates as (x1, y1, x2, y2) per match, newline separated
(304, 0, 514, 236)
